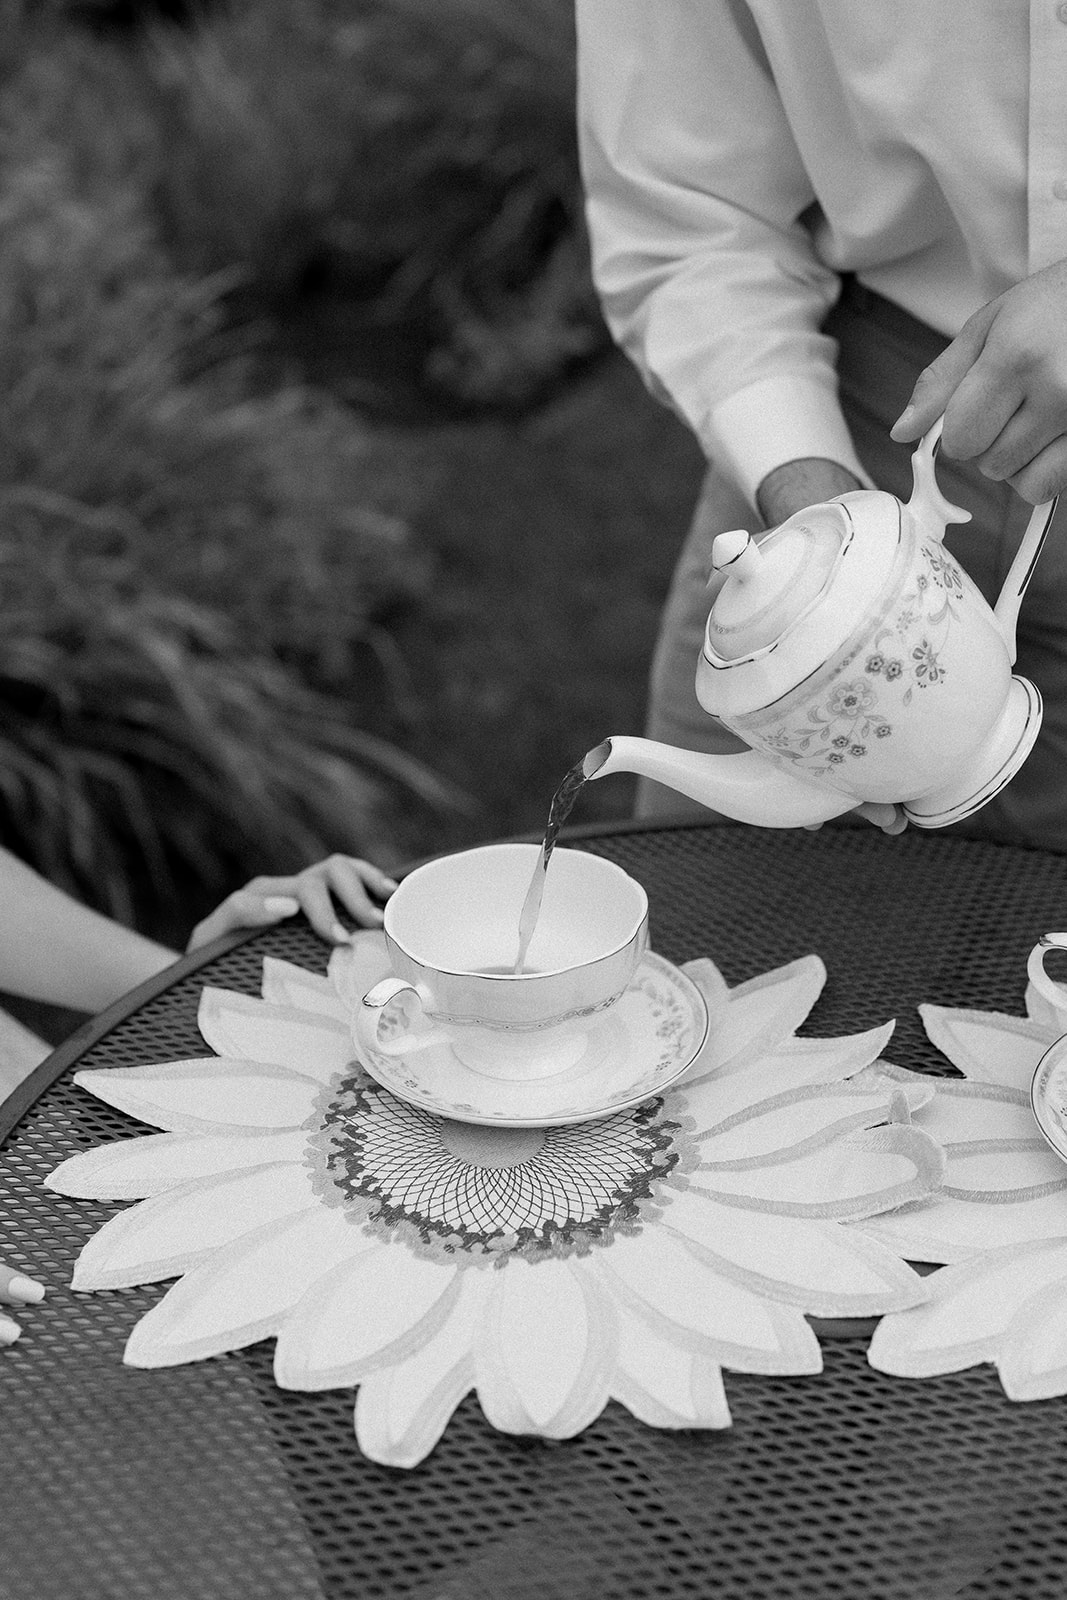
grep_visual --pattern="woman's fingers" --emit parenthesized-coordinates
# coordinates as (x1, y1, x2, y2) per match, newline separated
(0, 1262, 46, 1343)
(185, 859, 399, 952)
(0, 1263, 45, 1307)
(292, 872, 346, 943)
(323, 857, 398, 931)
(186, 889, 301, 951)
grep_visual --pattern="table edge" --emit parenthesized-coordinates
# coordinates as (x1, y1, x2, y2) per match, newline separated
(0, 926, 259, 1143)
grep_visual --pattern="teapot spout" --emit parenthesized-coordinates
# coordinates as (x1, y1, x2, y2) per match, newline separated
(583, 736, 856, 828)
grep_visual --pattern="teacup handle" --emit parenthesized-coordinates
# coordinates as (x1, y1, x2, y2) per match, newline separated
(355, 978, 451, 1059)
(1026, 933, 1067, 1015)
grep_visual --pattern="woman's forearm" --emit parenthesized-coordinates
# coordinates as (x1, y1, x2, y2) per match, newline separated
(0, 847, 177, 1013)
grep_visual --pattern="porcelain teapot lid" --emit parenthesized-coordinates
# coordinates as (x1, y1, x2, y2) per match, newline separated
(705, 509, 843, 659)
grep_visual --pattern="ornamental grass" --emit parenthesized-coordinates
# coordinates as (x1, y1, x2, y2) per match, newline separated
(0, 139, 459, 929)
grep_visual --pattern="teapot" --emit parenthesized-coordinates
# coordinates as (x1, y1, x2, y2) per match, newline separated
(584, 420, 1058, 829)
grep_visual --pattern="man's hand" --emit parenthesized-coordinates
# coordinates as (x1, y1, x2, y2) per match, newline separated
(891, 257, 1067, 505)
(756, 457, 864, 526)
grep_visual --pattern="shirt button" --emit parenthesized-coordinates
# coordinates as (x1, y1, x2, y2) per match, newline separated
(1054, 179, 1067, 201)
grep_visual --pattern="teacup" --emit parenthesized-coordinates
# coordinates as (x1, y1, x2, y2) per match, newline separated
(1027, 932, 1067, 1031)
(354, 842, 649, 1080)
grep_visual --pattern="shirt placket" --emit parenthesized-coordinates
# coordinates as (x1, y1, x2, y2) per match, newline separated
(1028, 0, 1067, 274)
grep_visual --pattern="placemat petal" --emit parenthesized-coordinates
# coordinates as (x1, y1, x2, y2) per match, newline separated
(71, 1161, 319, 1290)
(612, 1315, 732, 1429)
(873, 1067, 1040, 1143)
(74, 1059, 322, 1133)
(868, 1238, 1067, 1379)
(474, 1258, 613, 1437)
(197, 987, 351, 1083)
(682, 1026, 897, 1106)
(689, 954, 828, 1078)
(123, 1206, 363, 1367)
(919, 1004, 1051, 1089)
(327, 932, 391, 1011)
(260, 956, 347, 1019)
(998, 1275, 1067, 1399)
(594, 1229, 823, 1375)
(942, 1139, 1066, 1195)
(45, 1128, 311, 1200)
(274, 1247, 460, 1391)
(692, 1081, 914, 1164)
(849, 1206, 976, 1266)
(697, 1124, 944, 1216)
(661, 1188, 928, 1315)
(354, 1269, 490, 1468)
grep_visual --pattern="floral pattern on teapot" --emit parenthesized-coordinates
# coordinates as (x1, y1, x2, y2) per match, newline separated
(741, 538, 965, 779)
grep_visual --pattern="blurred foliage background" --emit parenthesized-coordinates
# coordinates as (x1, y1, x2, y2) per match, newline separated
(0, 0, 703, 948)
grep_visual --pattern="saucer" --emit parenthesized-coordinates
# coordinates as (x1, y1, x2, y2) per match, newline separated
(356, 950, 709, 1127)
(1031, 1033, 1067, 1164)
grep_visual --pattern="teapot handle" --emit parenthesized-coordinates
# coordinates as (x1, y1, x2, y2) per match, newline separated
(993, 494, 1059, 666)
(911, 415, 1057, 665)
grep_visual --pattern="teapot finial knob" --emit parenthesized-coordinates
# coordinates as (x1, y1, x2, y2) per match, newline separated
(711, 529, 761, 576)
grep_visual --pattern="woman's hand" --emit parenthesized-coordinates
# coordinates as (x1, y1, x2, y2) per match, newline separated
(187, 857, 399, 952)
(0, 1262, 46, 1348)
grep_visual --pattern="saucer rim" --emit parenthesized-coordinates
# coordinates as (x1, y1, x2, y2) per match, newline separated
(1031, 1033, 1067, 1164)
(359, 949, 709, 1128)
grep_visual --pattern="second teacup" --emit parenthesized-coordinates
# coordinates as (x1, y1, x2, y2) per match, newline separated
(1027, 932, 1067, 1031)
(354, 842, 649, 1080)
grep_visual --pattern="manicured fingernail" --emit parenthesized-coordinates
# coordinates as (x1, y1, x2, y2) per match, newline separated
(890, 405, 915, 437)
(5, 1274, 44, 1305)
(264, 896, 300, 917)
(331, 921, 349, 944)
(382, 878, 399, 892)
(0, 1316, 21, 1346)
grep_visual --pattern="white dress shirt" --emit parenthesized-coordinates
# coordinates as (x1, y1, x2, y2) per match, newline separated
(577, 1, 1067, 507)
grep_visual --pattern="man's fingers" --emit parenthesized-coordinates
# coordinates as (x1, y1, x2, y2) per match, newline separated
(1008, 434, 1067, 505)
(856, 802, 908, 835)
(938, 366, 1023, 463)
(891, 302, 998, 442)
(973, 400, 1058, 483)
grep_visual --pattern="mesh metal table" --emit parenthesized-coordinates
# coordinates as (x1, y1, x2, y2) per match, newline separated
(3, 820, 1067, 1600)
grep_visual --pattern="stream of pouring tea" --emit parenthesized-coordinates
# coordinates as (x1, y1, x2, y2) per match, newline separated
(513, 756, 591, 973)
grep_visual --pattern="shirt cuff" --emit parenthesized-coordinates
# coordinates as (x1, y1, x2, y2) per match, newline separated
(701, 373, 873, 509)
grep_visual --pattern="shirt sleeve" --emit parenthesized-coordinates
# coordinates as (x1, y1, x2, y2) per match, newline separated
(575, 0, 869, 508)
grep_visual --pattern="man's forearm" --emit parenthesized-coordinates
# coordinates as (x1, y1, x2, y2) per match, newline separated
(756, 458, 865, 528)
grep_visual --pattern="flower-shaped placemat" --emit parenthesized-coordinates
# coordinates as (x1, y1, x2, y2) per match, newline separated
(850, 976, 1067, 1400)
(46, 934, 944, 1468)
